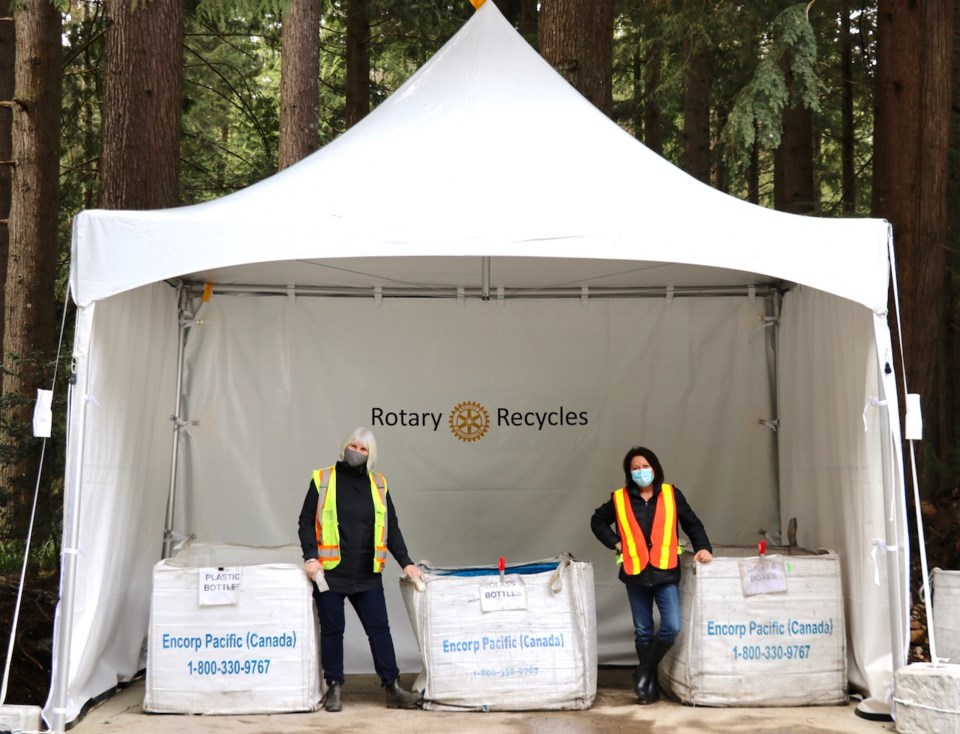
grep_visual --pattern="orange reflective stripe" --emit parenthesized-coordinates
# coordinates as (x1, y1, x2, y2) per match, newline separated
(372, 472, 388, 573)
(613, 488, 648, 575)
(313, 466, 342, 570)
(651, 484, 678, 568)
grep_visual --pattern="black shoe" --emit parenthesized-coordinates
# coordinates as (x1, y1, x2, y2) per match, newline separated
(324, 681, 342, 712)
(385, 678, 421, 709)
(643, 639, 674, 704)
(634, 643, 655, 704)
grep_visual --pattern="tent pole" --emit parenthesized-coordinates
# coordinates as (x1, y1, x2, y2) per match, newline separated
(162, 284, 188, 560)
(48, 307, 94, 734)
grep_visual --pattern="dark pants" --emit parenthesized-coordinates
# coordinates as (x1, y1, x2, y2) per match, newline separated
(314, 586, 400, 686)
(625, 581, 681, 645)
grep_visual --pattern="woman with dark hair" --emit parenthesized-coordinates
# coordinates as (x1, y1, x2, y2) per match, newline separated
(298, 427, 423, 713)
(590, 446, 713, 705)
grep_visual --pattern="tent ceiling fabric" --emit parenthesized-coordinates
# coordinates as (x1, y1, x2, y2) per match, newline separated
(69, 1, 889, 312)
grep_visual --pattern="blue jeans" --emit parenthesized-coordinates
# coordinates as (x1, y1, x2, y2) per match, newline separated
(625, 582, 681, 645)
(314, 586, 400, 686)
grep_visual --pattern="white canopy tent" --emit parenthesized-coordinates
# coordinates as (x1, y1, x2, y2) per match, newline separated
(46, 2, 910, 730)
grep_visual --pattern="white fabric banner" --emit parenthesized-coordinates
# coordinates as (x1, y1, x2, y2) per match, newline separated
(177, 294, 778, 670)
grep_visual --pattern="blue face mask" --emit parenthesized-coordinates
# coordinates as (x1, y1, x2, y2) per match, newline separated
(631, 467, 655, 488)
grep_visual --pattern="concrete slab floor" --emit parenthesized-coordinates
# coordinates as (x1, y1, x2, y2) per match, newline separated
(66, 669, 896, 734)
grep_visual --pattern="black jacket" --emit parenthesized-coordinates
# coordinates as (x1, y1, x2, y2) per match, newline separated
(590, 480, 712, 587)
(298, 460, 414, 594)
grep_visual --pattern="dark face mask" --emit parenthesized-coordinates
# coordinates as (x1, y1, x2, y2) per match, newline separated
(343, 447, 367, 468)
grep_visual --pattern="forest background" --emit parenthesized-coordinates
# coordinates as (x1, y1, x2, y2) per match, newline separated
(0, 0, 958, 707)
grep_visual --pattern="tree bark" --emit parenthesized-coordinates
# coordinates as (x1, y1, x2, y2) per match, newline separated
(774, 51, 815, 214)
(99, 0, 183, 209)
(279, 0, 322, 167)
(746, 130, 760, 205)
(0, 0, 13, 353)
(873, 0, 952, 482)
(682, 31, 710, 184)
(917, 0, 952, 475)
(344, 0, 370, 130)
(538, 0, 614, 116)
(947, 0, 960, 476)
(0, 0, 61, 536)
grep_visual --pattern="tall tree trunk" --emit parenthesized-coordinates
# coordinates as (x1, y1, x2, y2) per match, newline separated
(947, 0, 960, 476)
(747, 127, 760, 205)
(774, 52, 815, 214)
(344, 0, 369, 130)
(642, 38, 662, 154)
(0, 0, 61, 536)
(918, 0, 952, 477)
(99, 0, 183, 209)
(682, 31, 710, 184)
(631, 49, 643, 142)
(518, 0, 537, 43)
(840, 0, 856, 214)
(538, 0, 614, 116)
(873, 0, 952, 483)
(279, 0, 321, 167)
(715, 105, 730, 194)
(0, 0, 12, 353)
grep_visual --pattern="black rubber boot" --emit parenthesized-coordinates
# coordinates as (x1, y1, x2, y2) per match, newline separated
(644, 639, 674, 703)
(385, 678, 421, 709)
(323, 681, 343, 712)
(633, 642, 655, 704)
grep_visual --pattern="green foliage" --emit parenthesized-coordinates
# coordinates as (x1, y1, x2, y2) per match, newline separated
(0, 533, 60, 576)
(721, 3, 821, 177)
(180, 10, 282, 202)
(0, 345, 70, 544)
(809, 3, 876, 215)
(307, 0, 469, 143)
(60, 2, 104, 238)
(194, 0, 292, 23)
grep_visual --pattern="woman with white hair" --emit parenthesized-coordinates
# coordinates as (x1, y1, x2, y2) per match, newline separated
(298, 426, 423, 712)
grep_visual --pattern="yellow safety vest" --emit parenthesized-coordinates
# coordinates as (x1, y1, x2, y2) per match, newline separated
(613, 483, 679, 574)
(312, 465, 389, 573)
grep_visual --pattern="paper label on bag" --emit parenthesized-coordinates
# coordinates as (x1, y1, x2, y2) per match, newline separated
(738, 556, 788, 596)
(479, 576, 527, 612)
(198, 567, 241, 605)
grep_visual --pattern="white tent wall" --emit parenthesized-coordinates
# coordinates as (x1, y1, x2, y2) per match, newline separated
(778, 287, 908, 696)
(175, 292, 779, 669)
(45, 284, 179, 724)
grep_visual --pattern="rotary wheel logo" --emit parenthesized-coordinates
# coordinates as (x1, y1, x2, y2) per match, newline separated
(448, 400, 490, 442)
